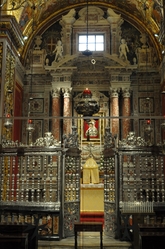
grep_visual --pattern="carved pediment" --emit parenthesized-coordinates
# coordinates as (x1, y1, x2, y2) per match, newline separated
(45, 52, 136, 71)
(45, 52, 136, 90)
(74, 6, 108, 26)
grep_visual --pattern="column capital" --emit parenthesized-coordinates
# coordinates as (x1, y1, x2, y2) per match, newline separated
(51, 87, 61, 98)
(62, 87, 72, 98)
(110, 88, 120, 98)
(122, 88, 131, 98)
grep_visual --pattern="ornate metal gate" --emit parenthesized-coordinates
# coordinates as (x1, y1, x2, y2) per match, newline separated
(0, 127, 81, 240)
(103, 129, 165, 243)
(103, 128, 119, 238)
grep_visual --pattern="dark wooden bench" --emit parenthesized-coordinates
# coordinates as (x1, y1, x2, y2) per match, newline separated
(74, 222, 103, 249)
(138, 224, 165, 249)
(0, 233, 28, 249)
(0, 224, 37, 249)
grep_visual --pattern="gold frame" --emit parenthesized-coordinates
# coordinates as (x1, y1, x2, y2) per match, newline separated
(78, 112, 105, 143)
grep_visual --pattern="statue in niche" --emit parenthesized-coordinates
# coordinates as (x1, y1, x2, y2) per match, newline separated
(53, 40, 63, 62)
(119, 38, 129, 61)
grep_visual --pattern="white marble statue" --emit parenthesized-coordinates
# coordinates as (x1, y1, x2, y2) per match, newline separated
(119, 38, 129, 61)
(53, 40, 63, 62)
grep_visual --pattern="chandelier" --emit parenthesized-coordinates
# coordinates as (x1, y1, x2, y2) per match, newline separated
(75, 88, 100, 122)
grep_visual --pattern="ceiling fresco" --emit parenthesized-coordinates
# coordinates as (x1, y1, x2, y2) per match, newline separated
(2, 1, 163, 35)
(1, 0, 164, 61)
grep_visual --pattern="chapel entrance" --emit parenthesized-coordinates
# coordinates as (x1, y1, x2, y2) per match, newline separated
(79, 129, 118, 238)
(80, 156, 104, 226)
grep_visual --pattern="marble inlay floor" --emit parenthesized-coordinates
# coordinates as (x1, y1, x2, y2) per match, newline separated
(38, 232, 132, 249)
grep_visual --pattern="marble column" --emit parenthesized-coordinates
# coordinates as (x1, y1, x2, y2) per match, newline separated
(62, 88, 72, 135)
(122, 88, 131, 139)
(52, 87, 61, 141)
(110, 88, 119, 135)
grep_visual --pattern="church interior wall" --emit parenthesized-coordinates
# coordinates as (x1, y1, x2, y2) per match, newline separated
(1, 1, 165, 244)
(21, 4, 162, 151)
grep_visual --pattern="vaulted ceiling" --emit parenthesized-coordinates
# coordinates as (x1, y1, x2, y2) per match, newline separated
(2, 1, 163, 34)
(1, 0, 164, 61)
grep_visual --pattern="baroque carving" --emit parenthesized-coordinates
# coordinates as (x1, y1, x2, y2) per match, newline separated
(104, 127, 117, 149)
(63, 126, 79, 148)
(119, 131, 147, 147)
(110, 88, 120, 98)
(34, 132, 61, 147)
(122, 88, 131, 98)
(107, 8, 121, 21)
(51, 87, 61, 98)
(60, 8, 76, 25)
(62, 87, 72, 98)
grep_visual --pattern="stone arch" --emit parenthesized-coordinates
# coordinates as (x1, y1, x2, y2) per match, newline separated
(21, 2, 162, 65)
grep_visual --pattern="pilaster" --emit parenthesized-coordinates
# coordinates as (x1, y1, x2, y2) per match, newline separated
(107, 8, 124, 56)
(60, 9, 76, 55)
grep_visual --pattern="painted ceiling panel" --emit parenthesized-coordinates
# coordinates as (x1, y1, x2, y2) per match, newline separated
(2, 1, 163, 35)
(1, 0, 163, 61)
